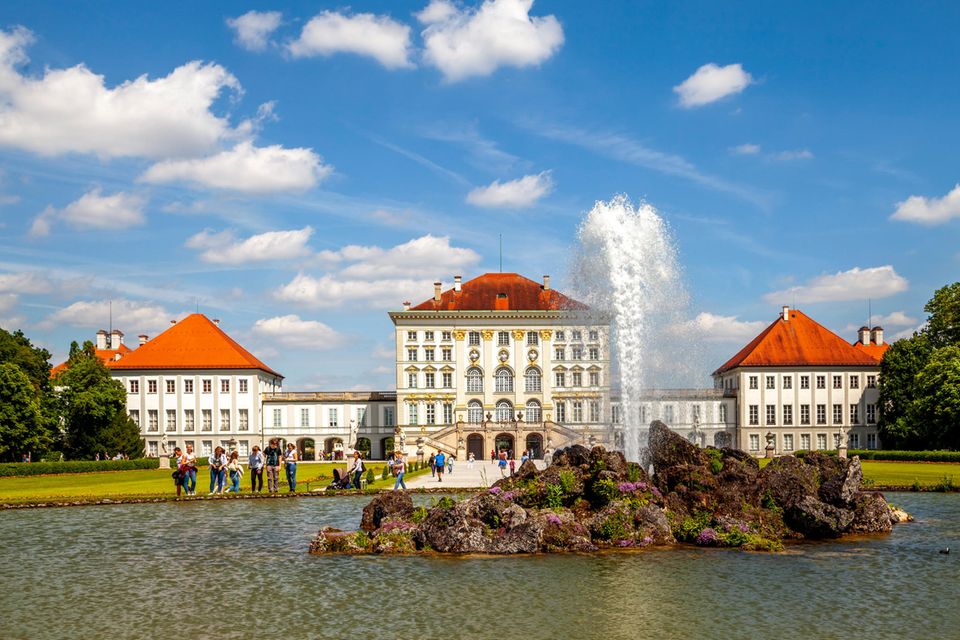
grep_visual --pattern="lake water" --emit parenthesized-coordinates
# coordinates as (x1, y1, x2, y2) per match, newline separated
(1, 492, 958, 640)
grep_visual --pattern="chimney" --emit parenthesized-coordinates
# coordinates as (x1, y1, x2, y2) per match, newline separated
(454, 275, 462, 292)
(858, 326, 870, 345)
(871, 326, 884, 345)
(543, 275, 551, 290)
(170, 319, 177, 326)
(433, 281, 442, 302)
(111, 329, 123, 347)
(138, 334, 148, 346)
(495, 292, 509, 310)
(782, 306, 790, 321)
(402, 301, 411, 311)
(212, 318, 220, 326)
(96, 329, 108, 350)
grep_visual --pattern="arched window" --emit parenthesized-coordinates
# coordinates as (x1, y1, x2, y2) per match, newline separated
(524, 367, 542, 393)
(466, 367, 483, 393)
(495, 367, 514, 393)
(495, 400, 514, 423)
(525, 400, 542, 423)
(467, 400, 484, 423)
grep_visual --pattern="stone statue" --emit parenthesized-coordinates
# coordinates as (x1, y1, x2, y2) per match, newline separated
(349, 419, 359, 450)
(160, 433, 168, 455)
(394, 424, 406, 452)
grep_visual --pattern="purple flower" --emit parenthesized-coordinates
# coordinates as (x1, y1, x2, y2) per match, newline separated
(641, 536, 653, 546)
(546, 514, 562, 526)
(696, 527, 718, 546)
(618, 482, 635, 493)
(488, 486, 502, 495)
(651, 487, 663, 499)
(617, 539, 635, 547)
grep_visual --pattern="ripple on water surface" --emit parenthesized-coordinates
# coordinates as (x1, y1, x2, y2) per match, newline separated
(1, 492, 959, 640)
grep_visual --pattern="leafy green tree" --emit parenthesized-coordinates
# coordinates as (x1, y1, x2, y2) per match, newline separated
(907, 346, 960, 449)
(54, 342, 143, 459)
(0, 327, 52, 392)
(0, 362, 52, 461)
(878, 333, 933, 448)
(924, 282, 960, 349)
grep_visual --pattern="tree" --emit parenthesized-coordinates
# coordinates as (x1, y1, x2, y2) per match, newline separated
(907, 346, 960, 449)
(0, 327, 52, 392)
(878, 333, 932, 448)
(54, 342, 143, 459)
(924, 282, 960, 348)
(0, 362, 51, 461)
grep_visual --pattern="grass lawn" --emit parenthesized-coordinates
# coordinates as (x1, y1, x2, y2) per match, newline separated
(758, 458, 960, 488)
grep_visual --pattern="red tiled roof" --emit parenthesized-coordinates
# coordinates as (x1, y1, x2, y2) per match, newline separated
(51, 344, 132, 377)
(714, 309, 883, 374)
(853, 341, 889, 361)
(108, 314, 282, 377)
(410, 273, 587, 311)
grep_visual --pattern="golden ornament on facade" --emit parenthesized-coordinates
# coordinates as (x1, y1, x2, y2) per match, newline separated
(481, 330, 494, 341)
(453, 330, 465, 341)
(539, 329, 553, 340)
(512, 329, 525, 340)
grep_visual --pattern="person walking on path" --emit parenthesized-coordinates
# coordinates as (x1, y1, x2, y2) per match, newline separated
(209, 446, 227, 495)
(509, 457, 516, 476)
(181, 443, 198, 495)
(467, 452, 475, 469)
(521, 450, 529, 465)
(393, 454, 407, 490)
(491, 449, 496, 464)
(248, 445, 265, 493)
(264, 439, 282, 493)
(434, 451, 446, 483)
(428, 452, 436, 477)
(284, 443, 298, 492)
(446, 455, 453, 475)
(498, 451, 508, 478)
(226, 450, 244, 493)
(350, 451, 365, 490)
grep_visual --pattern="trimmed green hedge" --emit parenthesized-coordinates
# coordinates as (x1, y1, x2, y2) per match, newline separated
(0, 458, 158, 477)
(795, 449, 960, 463)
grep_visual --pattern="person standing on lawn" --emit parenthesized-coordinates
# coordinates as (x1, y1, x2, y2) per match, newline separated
(393, 453, 407, 490)
(172, 446, 184, 497)
(181, 443, 198, 496)
(264, 439, 283, 493)
(248, 445, 265, 493)
(284, 442, 298, 493)
(209, 446, 228, 495)
(434, 451, 446, 483)
(226, 450, 244, 493)
(350, 450, 365, 490)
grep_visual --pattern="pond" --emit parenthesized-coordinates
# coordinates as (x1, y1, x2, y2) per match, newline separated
(1, 492, 957, 639)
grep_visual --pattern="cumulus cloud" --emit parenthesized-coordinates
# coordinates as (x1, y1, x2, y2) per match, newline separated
(0, 26, 242, 158)
(763, 266, 909, 305)
(418, 0, 564, 81)
(466, 171, 553, 208)
(890, 184, 960, 226)
(43, 298, 174, 333)
(677, 312, 767, 342)
(251, 314, 344, 349)
(674, 63, 754, 108)
(0, 271, 55, 294)
(227, 10, 283, 51)
(30, 188, 146, 237)
(276, 273, 435, 309)
(185, 226, 314, 264)
(773, 149, 814, 161)
(140, 141, 332, 194)
(0, 293, 23, 329)
(845, 311, 919, 333)
(287, 10, 413, 69)
(731, 143, 761, 155)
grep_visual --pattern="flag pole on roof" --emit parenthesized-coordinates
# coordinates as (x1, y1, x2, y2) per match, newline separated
(499, 233, 502, 273)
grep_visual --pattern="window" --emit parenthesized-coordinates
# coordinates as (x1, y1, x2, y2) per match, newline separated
(554, 347, 565, 360)
(424, 330, 434, 341)
(816, 375, 826, 390)
(426, 403, 436, 425)
(408, 373, 418, 389)
(164, 409, 175, 432)
(442, 331, 452, 341)
(833, 375, 842, 389)
(220, 409, 230, 431)
(816, 433, 827, 450)
(800, 376, 810, 390)
(800, 404, 810, 425)
(849, 433, 860, 448)
(664, 405, 674, 424)
(166, 380, 175, 394)
(407, 330, 417, 341)
(749, 376, 758, 390)
(850, 375, 859, 389)
(301, 408, 310, 428)
(238, 379, 248, 393)
(498, 331, 510, 346)
(407, 348, 418, 361)
(148, 380, 157, 394)
(148, 410, 158, 432)
(129, 410, 140, 427)
(466, 368, 483, 393)
(238, 440, 249, 457)
(800, 434, 811, 450)
(589, 371, 600, 387)
(718, 404, 727, 423)
(555, 330, 566, 341)
(184, 379, 193, 393)
(867, 433, 877, 449)
(273, 408, 282, 428)
(571, 330, 582, 341)
(129, 380, 139, 393)
(526, 401, 543, 423)
(202, 410, 212, 432)
(572, 371, 582, 387)
(867, 375, 876, 389)
(867, 403, 876, 424)
(441, 348, 452, 362)
(783, 434, 794, 452)
(783, 376, 792, 390)
(553, 372, 566, 388)
(850, 404, 859, 424)
(572, 400, 583, 422)
(783, 404, 793, 426)
(467, 401, 483, 423)
(589, 330, 599, 341)
(612, 405, 622, 424)
(526, 331, 538, 346)
(327, 408, 337, 428)
(748, 405, 759, 425)
(442, 403, 453, 424)
(766, 404, 776, 425)
(524, 367, 542, 392)
(384, 406, 395, 427)
(495, 400, 514, 423)
(639, 405, 647, 424)
(589, 347, 599, 360)
(572, 346, 583, 360)
(749, 434, 760, 451)
(238, 409, 249, 431)
(221, 379, 230, 394)
(357, 407, 366, 427)
(148, 441, 158, 457)
(766, 376, 775, 390)
(468, 331, 480, 346)
(203, 379, 212, 394)
(556, 401, 566, 422)
(424, 348, 435, 361)
(442, 372, 452, 388)
(816, 404, 826, 425)
(425, 372, 435, 388)
(832, 404, 843, 425)
(495, 368, 514, 393)
(201, 440, 213, 457)
(589, 401, 600, 422)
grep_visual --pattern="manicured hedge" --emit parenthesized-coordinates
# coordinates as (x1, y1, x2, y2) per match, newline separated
(795, 449, 960, 463)
(0, 458, 158, 477)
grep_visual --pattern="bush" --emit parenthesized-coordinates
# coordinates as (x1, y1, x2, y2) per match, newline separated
(0, 458, 158, 477)
(796, 449, 960, 463)
(381, 466, 390, 480)
(366, 469, 375, 485)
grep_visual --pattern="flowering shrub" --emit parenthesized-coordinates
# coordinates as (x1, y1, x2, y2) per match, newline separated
(696, 527, 719, 546)
(488, 486, 502, 495)
(546, 514, 563, 526)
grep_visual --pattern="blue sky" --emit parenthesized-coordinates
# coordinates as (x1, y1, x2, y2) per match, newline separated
(0, 1, 958, 389)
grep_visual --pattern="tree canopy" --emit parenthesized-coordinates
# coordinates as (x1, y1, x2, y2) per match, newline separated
(0, 362, 52, 461)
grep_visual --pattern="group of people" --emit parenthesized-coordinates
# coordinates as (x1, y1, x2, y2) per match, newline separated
(492, 449, 533, 478)
(170, 439, 300, 497)
(427, 451, 454, 482)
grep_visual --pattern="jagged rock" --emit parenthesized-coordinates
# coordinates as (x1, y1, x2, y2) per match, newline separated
(785, 495, 855, 537)
(759, 456, 820, 509)
(590, 445, 629, 477)
(813, 454, 863, 506)
(648, 420, 708, 472)
(849, 492, 895, 533)
(552, 444, 592, 468)
(514, 459, 540, 480)
(360, 491, 413, 532)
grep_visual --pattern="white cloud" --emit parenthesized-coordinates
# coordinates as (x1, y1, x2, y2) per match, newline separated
(227, 10, 283, 51)
(276, 272, 435, 309)
(185, 226, 314, 264)
(674, 63, 754, 108)
(772, 149, 814, 161)
(845, 311, 919, 333)
(30, 188, 146, 237)
(763, 265, 909, 304)
(43, 298, 174, 333)
(287, 10, 413, 69)
(0, 293, 23, 329)
(251, 314, 344, 349)
(731, 143, 761, 155)
(0, 26, 242, 158)
(678, 312, 767, 342)
(140, 141, 332, 194)
(466, 171, 553, 208)
(418, 0, 564, 81)
(890, 184, 960, 226)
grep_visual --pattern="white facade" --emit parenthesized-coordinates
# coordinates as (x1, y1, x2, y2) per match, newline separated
(611, 390, 737, 449)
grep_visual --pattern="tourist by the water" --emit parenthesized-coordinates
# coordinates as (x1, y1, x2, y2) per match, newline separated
(393, 453, 406, 490)
(498, 452, 508, 478)
(428, 452, 436, 477)
(226, 451, 243, 493)
(509, 458, 516, 476)
(521, 450, 529, 465)
(284, 442, 298, 492)
(435, 451, 446, 483)
(446, 455, 453, 474)
(209, 446, 227, 495)
(181, 443, 198, 495)
(350, 450, 365, 490)
(171, 446, 184, 497)
(264, 439, 283, 493)
(467, 452, 475, 468)
(248, 445, 265, 493)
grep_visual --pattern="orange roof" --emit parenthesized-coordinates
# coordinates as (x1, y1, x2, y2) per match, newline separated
(51, 344, 132, 377)
(108, 314, 282, 377)
(410, 273, 587, 312)
(714, 309, 883, 374)
(853, 341, 889, 361)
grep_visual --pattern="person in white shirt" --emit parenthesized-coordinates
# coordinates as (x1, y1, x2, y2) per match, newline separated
(248, 446, 265, 494)
(350, 451, 365, 490)
(181, 443, 198, 495)
(284, 443, 298, 493)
